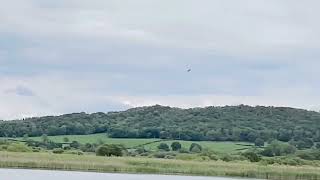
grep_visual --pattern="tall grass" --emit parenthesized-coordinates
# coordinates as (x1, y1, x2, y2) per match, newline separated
(1, 152, 320, 180)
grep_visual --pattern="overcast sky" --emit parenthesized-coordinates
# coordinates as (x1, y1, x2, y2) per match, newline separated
(1, 0, 320, 119)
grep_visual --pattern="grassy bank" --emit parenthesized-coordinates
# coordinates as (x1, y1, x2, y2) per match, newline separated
(1, 151, 320, 180)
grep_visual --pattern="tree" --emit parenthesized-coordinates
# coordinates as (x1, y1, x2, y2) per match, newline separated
(260, 141, 296, 157)
(243, 152, 261, 162)
(171, 142, 182, 151)
(157, 143, 170, 151)
(291, 139, 314, 149)
(70, 141, 80, 149)
(254, 138, 265, 147)
(41, 134, 49, 143)
(23, 134, 29, 141)
(63, 137, 69, 143)
(96, 144, 124, 156)
(189, 143, 202, 153)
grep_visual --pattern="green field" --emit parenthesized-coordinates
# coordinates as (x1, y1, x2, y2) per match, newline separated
(15, 133, 253, 153)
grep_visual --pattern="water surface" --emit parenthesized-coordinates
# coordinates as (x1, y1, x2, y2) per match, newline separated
(0, 169, 252, 180)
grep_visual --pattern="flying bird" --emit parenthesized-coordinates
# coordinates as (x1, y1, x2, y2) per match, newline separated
(187, 68, 191, 72)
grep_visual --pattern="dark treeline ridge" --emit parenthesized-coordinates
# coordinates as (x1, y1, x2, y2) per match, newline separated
(1, 105, 320, 146)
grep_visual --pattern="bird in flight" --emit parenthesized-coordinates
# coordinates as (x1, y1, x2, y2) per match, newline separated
(187, 68, 191, 72)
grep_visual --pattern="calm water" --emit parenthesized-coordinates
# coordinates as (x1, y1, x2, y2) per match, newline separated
(0, 169, 252, 180)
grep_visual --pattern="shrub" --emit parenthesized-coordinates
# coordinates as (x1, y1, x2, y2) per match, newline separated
(157, 143, 170, 151)
(52, 148, 64, 154)
(70, 141, 80, 149)
(179, 147, 189, 153)
(63, 137, 69, 142)
(171, 142, 182, 151)
(96, 144, 124, 156)
(153, 152, 176, 159)
(297, 150, 320, 160)
(260, 141, 296, 157)
(153, 152, 166, 158)
(221, 154, 233, 162)
(243, 152, 261, 162)
(189, 143, 202, 153)
(32, 147, 41, 152)
(254, 138, 265, 147)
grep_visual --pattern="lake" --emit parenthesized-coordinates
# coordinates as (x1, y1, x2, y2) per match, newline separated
(0, 169, 254, 180)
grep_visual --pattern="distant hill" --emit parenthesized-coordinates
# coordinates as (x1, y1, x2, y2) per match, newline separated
(1, 105, 320, 144)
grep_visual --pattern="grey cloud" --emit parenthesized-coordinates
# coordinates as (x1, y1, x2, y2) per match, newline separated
(1, 0, 320, 119)
(5, 86, 35, 97)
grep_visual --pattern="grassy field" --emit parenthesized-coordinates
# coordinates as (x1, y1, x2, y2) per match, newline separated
(15, 133, 252, 153)
(1, 151, 320, 180)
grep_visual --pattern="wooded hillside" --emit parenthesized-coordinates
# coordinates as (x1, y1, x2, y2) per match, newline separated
(1, 105, 320, 146)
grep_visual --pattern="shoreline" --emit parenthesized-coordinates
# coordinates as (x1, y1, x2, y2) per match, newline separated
(0, 168, 259, 180)
(0, 152, 320, 180)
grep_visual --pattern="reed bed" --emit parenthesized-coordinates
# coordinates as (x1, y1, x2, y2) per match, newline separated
(1, 152, 320, 180)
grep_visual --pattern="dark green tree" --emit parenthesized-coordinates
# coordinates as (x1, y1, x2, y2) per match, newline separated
(96, 144, 124, 156)
(171, 142, 182, 151)
(189, 143, 202, 153)
(157, 143, 170, 151)
(254, 138, 265, 147)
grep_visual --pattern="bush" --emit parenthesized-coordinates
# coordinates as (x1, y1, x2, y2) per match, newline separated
(63, 137, 69, 142)
(179, 147, 189, 153)
(70, 141, 80, 149)
(221, 154, 233, 162)
(32, 147, 41, 152)
(260, 141, 296, 157)
(157, 143, 170, 151)
(260, 157, 305, 166)
(242, 152, 261, 162)
(189, 143, 202, 153)
(52, 148, 64, 154)
(66, 150, 84, 155)
(153, 152, 166, 158)
(200, 150, 219, 160)
(153, 152, 176, 159)
(254, 138, 265, 147)
(171, 142, 182, 151)
(297, 150, 320, 160)
(96, 144, 124, 156)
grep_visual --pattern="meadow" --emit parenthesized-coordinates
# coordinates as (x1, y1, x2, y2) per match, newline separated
(16, 133, 253, 153)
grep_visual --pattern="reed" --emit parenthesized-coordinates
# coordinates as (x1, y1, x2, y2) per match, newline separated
(1, 151, 320, 180)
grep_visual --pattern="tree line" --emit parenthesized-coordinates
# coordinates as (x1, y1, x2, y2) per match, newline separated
(1, 105, 320, 149)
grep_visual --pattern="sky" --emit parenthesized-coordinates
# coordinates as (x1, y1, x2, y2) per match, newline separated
(1, 0, 320, 120)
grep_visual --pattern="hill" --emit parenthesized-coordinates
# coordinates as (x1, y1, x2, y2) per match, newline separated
(1, 105, 320, 145)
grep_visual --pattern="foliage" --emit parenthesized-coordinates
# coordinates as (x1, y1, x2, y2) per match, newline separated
(189, 143, 202, 153)
(1, 105, 320, 145)
(171, 142, 182, 151)
(96, 144, 124, 157)
(297, 150, 320, 160)
(254, 138, 265, 147)
(157, 143, 170, 151)
(63, 137, 69, 142)
(52, 148, 64, 154)
(260, 141, 296, 157)
(242, 151, 261, 162)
